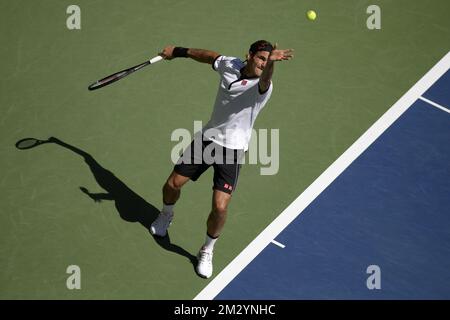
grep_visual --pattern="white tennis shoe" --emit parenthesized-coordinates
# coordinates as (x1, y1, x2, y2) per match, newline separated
(150, 212, 173, 237)
(196, 247, 213, 278)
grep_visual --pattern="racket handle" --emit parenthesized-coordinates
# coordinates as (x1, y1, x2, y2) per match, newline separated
(149, 55, 163, 64)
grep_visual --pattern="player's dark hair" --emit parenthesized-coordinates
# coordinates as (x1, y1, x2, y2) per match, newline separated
(249, 40, 273, 54)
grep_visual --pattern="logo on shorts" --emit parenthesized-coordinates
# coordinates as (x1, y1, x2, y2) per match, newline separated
(241, 80, 247, 86)
(224, 183, 233, 191)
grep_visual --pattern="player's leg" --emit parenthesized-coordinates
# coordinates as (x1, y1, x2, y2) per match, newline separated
(196, 189, 234, 279)
(162, 170, 191, 205)
(207, 189, 232, 238)
(165, 131, 209, 205)
(150, 171, 193, 237)
(151, 134, 210, 237)
(196, 146, 242, 278)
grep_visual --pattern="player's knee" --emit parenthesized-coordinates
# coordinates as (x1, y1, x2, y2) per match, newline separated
(165, 177, 182, 191)
(213, 203, 228, 216)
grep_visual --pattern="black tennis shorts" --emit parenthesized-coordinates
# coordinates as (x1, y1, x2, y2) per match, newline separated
(174, 134, 244, 195)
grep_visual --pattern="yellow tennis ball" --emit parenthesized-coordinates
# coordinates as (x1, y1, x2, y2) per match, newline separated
(306, 10, 317, 21)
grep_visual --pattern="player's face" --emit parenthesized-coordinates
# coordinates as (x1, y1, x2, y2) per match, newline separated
(248, 51, 270, 77)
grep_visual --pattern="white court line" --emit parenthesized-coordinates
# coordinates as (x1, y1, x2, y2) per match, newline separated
(419, 96, 450, 114)
(194, 51, 450, 300)
(271, 240, 285, 249)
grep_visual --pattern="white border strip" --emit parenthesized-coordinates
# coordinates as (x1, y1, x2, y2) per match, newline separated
(194, 51, 450, 300)
(419, 96, 450, 114)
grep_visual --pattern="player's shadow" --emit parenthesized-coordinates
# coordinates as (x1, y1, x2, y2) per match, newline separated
(47, 137, 197, 268)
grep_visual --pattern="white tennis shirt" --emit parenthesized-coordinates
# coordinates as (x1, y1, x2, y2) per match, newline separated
(202, 55, 273, 151)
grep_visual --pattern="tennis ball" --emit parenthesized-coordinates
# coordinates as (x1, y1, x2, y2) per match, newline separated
(306, 10, 317, 21)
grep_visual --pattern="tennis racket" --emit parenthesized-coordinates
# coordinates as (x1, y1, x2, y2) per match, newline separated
(15, 137, 52, 150)
(88, 55, 164, 91)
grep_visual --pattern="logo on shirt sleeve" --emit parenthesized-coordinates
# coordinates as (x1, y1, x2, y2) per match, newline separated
(241, 80, 248, 86)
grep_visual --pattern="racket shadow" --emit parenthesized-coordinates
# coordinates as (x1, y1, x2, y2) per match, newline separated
(49, 137, 197, 268)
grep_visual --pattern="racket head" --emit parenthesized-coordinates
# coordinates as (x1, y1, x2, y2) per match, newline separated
(88, 70, 130, 91)
(15, 138, 48, 150)
(88, 60, 153, 91)
(88, 56, 162, 91)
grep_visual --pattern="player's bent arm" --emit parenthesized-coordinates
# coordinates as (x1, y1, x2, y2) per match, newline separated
(160, 45, 219, 65)
(258, 45, 294, 93)
(258, 60, 274, 94)
(187, 48, 220, 65)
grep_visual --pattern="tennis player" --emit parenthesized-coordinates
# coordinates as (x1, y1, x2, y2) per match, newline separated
(150, 41, 294, 278)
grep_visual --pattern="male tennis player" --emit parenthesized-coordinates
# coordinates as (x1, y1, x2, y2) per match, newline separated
(150, 41, 293, 278)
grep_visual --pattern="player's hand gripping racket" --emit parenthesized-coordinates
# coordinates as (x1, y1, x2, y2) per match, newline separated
(88, 55, 163, 91)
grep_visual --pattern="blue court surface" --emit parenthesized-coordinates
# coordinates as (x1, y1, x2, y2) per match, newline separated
(196, 52, 450, 300)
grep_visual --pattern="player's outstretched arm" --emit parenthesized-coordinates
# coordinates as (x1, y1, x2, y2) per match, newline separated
(259, 44, 294, 93)
(159, 46, 220, 65)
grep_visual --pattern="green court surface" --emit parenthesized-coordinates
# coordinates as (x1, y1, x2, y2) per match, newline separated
(1, 0, 449, 299)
